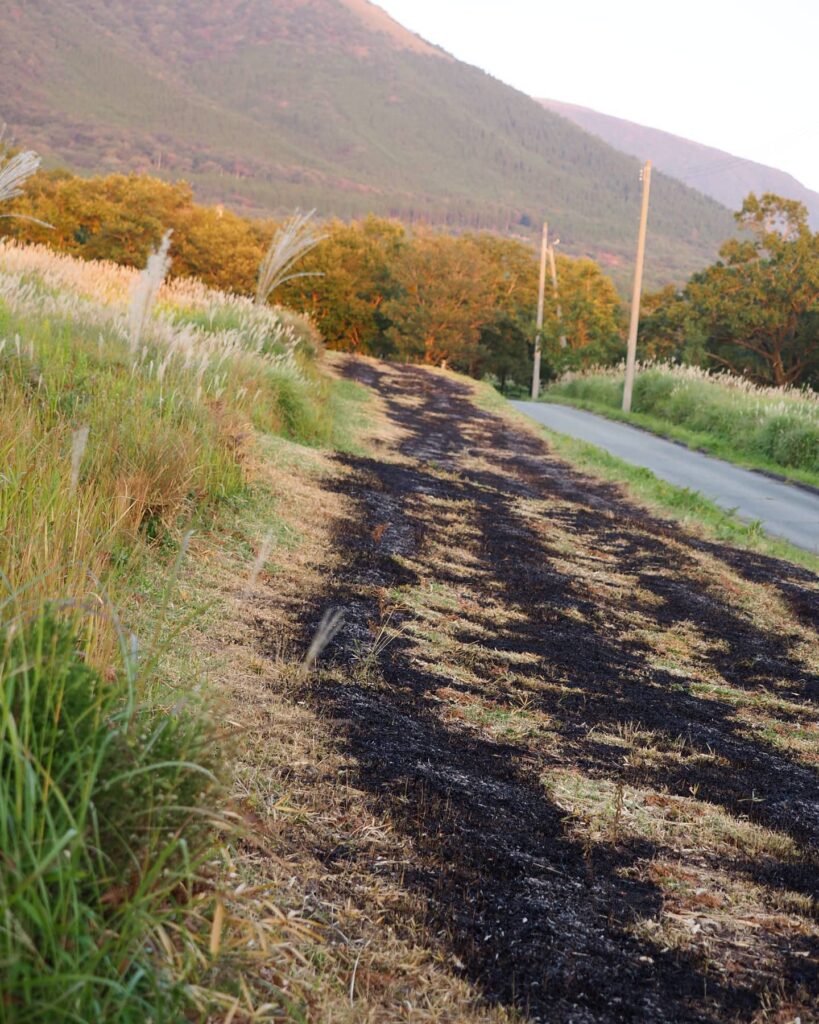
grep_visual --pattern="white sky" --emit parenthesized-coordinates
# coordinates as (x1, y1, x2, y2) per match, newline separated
(377, 0, 819, 191)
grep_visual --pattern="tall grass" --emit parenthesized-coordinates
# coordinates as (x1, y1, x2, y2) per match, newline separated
(128, 228, 173, 350)
(544, 362, 819, 480)
(0, 241, 335, 640)
(0, 600, 221, 1023)
(255, 210, 325, 306)
(0, 150, 41, 204)
(0, 240, 340, 1018)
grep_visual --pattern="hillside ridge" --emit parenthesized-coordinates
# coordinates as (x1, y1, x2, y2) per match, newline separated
(540, 98, 819, 229)
(1, 0, 735, 286)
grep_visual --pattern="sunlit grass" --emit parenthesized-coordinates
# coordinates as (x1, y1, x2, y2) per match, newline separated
(0, 241, 347, 1019)
(0, 600, 222, 1022)
(0, 242, 338, 650)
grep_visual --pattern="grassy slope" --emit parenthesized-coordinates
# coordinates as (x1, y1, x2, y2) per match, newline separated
(217, 357, 819, 1021)
(541, 367, 819, 489)
(0, 0, 734, 287)
(0, 241, 372, 1019)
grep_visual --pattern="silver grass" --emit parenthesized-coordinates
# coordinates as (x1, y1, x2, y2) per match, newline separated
(128, 230, 173, 350)
(302, 608, 344, 673)
(244, 532, 276, 597)
(0, 150, 40, 204)
(69, 425, 90, 494)
(255, 210, 326, 306)
(0, 149, 52, 228)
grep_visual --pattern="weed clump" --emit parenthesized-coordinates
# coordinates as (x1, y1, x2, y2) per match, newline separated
(0, 604, 221, 1022)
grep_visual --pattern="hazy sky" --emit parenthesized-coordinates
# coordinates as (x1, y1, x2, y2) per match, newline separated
(377, 0, 819, 191)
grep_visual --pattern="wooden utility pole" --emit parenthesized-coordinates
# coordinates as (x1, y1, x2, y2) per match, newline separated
(623, 160, 652, 413)
(547, 242, 567, 349)
(531, 221, 549, 400)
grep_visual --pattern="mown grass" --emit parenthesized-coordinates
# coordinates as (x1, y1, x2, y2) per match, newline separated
(542, 363, 819, 487)
(0, 241, 358, 1020)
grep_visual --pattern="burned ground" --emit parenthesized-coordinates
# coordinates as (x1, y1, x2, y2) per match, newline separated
(282, 360, 818, 1023)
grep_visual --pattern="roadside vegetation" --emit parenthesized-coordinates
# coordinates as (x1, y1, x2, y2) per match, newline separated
(0, 236, 364, 1020)
(542, 362, 819, 487)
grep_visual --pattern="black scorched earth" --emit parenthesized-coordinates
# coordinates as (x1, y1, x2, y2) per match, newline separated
(278, 360, 818, 1023)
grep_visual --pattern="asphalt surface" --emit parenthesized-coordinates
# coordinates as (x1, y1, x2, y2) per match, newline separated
(513, 402, 819, 553)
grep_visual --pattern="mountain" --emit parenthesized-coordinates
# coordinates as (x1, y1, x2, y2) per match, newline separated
(540, 99, 819, 229)
(1, 0, 736, 286)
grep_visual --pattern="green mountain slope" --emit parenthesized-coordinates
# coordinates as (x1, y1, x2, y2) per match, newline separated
(1, 0, 735, 285)
(540, 98, 819, 230)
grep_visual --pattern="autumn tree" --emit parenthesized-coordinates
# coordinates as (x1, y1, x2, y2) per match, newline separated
(550, 256, 625, 370)
(169, 204, 264, 294)
(3, 172, 190, 264)
(3, 170, 268, 291)
(384, 232, 501, 371)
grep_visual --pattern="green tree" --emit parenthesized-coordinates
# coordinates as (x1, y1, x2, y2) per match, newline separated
(478, 312, 533, 392)
(279, 217, 404, 354)
(683, 194, 819, 386)
(638, 285, 694, 362)
(470, 234, 538, 387)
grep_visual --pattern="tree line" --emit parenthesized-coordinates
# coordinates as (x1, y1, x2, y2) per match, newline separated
(4, 168, 817, 390)
(2, 169, 624, 389)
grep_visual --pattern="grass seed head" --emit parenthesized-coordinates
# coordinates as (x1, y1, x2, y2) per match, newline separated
(69, 425, 90, 493)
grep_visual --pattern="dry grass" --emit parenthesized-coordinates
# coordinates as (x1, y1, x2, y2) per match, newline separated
(0, 243, 366, 1019)
(167, 407, 519, 1021)
(0, 241, 333, 665)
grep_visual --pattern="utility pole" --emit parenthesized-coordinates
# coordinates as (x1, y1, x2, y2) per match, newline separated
(623, 160, 652, 413)
(547, 240, 568, 349)
(531, 221, 548, 400)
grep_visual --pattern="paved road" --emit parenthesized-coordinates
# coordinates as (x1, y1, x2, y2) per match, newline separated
(513, 402, 819, 553)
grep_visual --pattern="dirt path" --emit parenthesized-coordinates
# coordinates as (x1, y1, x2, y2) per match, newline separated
(294, 360, 819, 1023)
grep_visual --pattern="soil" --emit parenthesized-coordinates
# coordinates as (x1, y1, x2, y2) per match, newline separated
(292, 360, 819, 1023)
